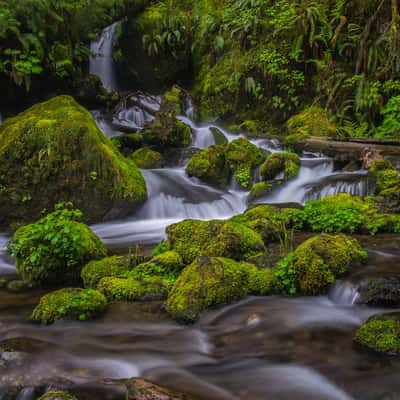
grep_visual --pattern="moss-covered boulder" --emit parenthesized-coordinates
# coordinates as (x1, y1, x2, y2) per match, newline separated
(186, 138, 266, 189)
(131, 148, 163, 169)
(38, 391, 79, 400)
(260, 152, 300, 181)
(113, 133, 144, 155)
(81, 256, 130, 289)
(226, 138, 267, 188)
(142, 88, 191, 149)
(275, 234, 367, 295)
(8, 205, 106, 286)
(0, 96, 147, 226)
(186, 145, 229, 187)
(354, 313, 400, 355)
(210, 127, 228, 145)
(166, 256, 258, 322)
(285, 106, 337, 147)
(166, 219, 265, 264)
(31, 288, 108, 324)
(98, 276, 171, 301)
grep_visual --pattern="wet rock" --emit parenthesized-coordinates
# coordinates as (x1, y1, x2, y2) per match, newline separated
(0, 350, 27, 370)
(6, 280, 31, 292)
(356, 277, 400, 307)
(354, 312, 400, 355)
(125, 378, 195, 400)
(38, 390, 78, 400)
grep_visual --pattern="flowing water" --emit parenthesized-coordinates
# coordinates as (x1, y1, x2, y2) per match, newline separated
(90, 22, 120, 92)
(1, 23, 399, 400)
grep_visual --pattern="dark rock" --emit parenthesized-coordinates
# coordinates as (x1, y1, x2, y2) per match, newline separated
(357, 277, 400, 307)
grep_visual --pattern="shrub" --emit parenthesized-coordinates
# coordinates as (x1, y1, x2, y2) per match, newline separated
(8, 203, 106, 285)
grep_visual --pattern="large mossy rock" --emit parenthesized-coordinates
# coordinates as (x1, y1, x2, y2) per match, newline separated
(260, 152, 300, 181)
(186, 138, 266, 189)
(166, 219, 265, 265)
(166, 256, 258, 323)
(276, 234, 367, 295)
(31, 288, 108, 324)
(131, 147, 163, 169)
(354, 313, 400, 355)
(8, 206, 106, 286)
(0, 96, 147, 226)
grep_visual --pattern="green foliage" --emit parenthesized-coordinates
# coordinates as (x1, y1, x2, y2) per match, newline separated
(355, 314, 400, 355)
(8, 203, 106, 285)
(31, 287, 108, 324)
(275, 252, 297, 295)
(152, 241, 170, 256)
(0, 0, 138, 91)
(375, 96, 400, 138)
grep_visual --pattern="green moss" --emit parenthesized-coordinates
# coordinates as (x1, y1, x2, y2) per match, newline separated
(249, 182, 273, 199)
(98, 276, 171, 301)
(152, 241, 170, 256)
(163, 86, 184, 114)
(38, 391, 79, 400)
(131, 148, 163, 169)
(186, 145, 229, 187)
(354, 313, 400, 355)
(166, 219, 265, 264)
(81, 256, 130, 289)
(129, 251, 184, 283)
(31, 288, 107, 324)
(369, 160, 400, 194)
(186, 138, 266, 188)
(260, 152, 300, 181)
(249, 268, 277, 296)
(276, 234, 367, 295)
(0, 96, 147, 226)
(8, 205, 106, 286)
(286, 106, 337, 138)
(166, 256, 259, 322)
(113, 133, 144, 154)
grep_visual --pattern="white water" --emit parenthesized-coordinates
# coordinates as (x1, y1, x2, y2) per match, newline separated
(329, 281, 360, 306)
(0, 234, 14, 275)
(90, 22, 119, 92)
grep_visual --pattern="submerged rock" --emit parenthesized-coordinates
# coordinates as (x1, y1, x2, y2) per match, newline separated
(0, 96, 147, 227)
(125, 378, 194, 400)
(354, 313, 400, 355)
(31, 288, 108, 324)
(38, 391, 79, 400)
(166, 256, 259, 323)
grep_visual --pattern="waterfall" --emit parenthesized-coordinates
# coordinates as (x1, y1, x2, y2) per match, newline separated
(329, 281, 360, 306)
(90, 22, 119, 92)
(0, 234, 14, 274)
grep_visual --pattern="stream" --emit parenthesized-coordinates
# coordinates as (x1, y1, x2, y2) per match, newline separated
(1, 24, 400, 400)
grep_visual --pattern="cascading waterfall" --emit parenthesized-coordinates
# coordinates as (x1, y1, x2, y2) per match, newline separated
(90, 22, 119, 92)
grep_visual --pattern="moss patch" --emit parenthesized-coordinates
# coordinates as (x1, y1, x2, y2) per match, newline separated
(31, 288, 107, 324)
(355, 313, 400, 355)
(166, 256, 259, 322)
(260, 152, 300, 181)
(131, 148, 163, 169)
(166, 219, 265, 264)
(38, 391, 79, 400)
